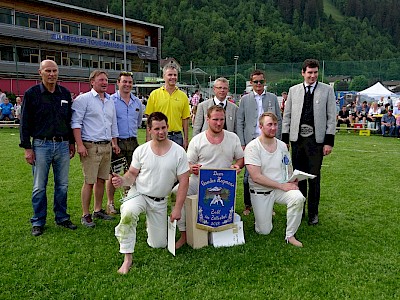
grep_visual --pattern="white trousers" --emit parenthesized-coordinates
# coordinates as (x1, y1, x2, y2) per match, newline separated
(171, 177, 199, 231)
(251, 189, 305, 239)
(115, 189, 168, 254)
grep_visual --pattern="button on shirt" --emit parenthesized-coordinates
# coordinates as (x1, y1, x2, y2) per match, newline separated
(19, 83, 74, 149)
(71, 89, 118, 141)
(111, 91, 143, 139)
(254, 91, 265, 136)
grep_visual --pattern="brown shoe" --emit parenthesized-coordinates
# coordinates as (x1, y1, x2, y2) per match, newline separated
(107, 203, 118, 215)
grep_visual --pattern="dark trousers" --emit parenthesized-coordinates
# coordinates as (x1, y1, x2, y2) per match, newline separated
(291, 137, 324, 219)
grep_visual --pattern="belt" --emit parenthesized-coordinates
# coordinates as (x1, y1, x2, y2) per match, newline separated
(82, 140, 110, 145)
(250, 189, 272, 195)
(168, 131, 181, 136)
(144, 194, 164, 202)
(37, 136, 67, 142)
(118, 136, 137, 141)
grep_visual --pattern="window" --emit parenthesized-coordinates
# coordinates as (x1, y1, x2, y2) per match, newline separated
(103, 32, 111, 40)
(45, 21, 54, 31)
(82, 54, 90, 68)
(61, 24, 69, 34)
(30, 54, 39, 63)
(115, 34, 122, 42)
(104, 62, 112, 69)
(145, 35, 151, 47)
(16, 12, 37, 27)
(0, 8, 12, 24)
(29, 18, 38, 29)
(91, 30, 98, 38)
(81, 23, 97, 38)
(92, 61, 99, 68)
(16, 47, 39, 63)
(69, 52, 80, 66)
(115, 62, 123, 70)
(41, 50, 61, 65)
(0, 45, 14, 61)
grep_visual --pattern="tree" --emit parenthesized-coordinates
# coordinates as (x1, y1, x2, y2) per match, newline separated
(349, 75, 369, 91)
(334, 80, 349, 91)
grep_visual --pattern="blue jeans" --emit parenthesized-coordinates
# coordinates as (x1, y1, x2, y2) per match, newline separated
(31, 139, 71, 226)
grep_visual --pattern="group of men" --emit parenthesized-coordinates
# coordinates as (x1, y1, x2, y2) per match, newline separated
(19, 58, 336, 274)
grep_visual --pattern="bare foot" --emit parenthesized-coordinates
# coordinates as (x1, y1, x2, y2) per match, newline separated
(117, 254, 132, 274)
(287, 236, 303, 247)
(175, 231, 187, 249)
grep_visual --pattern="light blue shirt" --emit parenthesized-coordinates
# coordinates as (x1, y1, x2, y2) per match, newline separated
(71, 89, 118, 141)
(111, 91, 143, 139)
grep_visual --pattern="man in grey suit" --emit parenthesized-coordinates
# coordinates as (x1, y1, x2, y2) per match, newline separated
(193, 77, 238, 136)
(237, 70, 282, 215)
(282, 58, 336, 225)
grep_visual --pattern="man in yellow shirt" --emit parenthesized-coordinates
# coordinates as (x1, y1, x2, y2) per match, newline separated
(145, 64, 191, 149)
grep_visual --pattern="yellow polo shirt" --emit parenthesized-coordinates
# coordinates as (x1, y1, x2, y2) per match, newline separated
(145, 86, 190, 132)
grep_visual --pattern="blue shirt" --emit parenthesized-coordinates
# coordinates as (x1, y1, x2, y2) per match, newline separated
(382, 113, 396, 126)
(111, 91, 143, 139)
(71, 89, 118, 141)
(0, 103, 14, 115)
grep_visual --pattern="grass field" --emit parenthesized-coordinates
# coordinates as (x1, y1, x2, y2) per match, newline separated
(323, 0, 344, 22)
(0, 128, 399, 299)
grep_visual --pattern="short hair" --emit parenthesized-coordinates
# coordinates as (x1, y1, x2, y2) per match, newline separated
(302, 59, 320, 72)
(207, 105, 225, 118)
(250, 69, 265, 80)
(259, 112, 278, 125)
(342, 105, 347, 108)
(362, 101, 367, 104)
(281, 91, 287, 96)
(147, 112, 168, 128)
(89, 70, 108, 82)
(162, 63, 178, 75)
(117, 71, 133, 82)
(214, 77, 229, 86)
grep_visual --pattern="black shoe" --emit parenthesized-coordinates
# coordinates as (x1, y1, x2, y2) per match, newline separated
(57, 220, 78, 230)
(32, 226, 44, 236)
(308, 215, 319, 225)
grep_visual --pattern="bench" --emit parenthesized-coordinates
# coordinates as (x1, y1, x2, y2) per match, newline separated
(0, 121, 20, 128)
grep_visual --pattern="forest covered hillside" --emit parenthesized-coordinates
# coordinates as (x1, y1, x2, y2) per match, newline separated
(58, 0, 400, 66)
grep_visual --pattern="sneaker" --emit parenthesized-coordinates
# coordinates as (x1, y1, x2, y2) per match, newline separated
(31, 226, 44, 236)
(106, 203, 118, 215)
(57, 220, 78, 230)
(93, 209, 114, 220)
(81, 214, 96, 227)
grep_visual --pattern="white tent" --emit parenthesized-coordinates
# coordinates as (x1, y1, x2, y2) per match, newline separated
(358, 82, 395, 100)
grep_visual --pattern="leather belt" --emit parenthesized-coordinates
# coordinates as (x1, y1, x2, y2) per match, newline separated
(168, 131, 181, 136)
(82, 140, 110, 145)
(144, 194, 164, 202)
(118, 137, 137, 141)
(37, 136, 67, 142)
(250, 189, 272, 195)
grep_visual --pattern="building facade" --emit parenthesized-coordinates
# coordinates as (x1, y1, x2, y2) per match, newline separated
(0, 0, 163, 96)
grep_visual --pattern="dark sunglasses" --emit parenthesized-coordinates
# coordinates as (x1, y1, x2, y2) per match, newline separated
(252, 80, 265, 84)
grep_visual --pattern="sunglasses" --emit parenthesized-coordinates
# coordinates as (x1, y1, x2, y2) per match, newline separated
(252, 80, 265, 84)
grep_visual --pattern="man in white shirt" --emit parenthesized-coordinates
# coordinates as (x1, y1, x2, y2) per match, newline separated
(112, 112, 189, 274)
(245, 112, 305, 247)
(173, 105, 244, 248)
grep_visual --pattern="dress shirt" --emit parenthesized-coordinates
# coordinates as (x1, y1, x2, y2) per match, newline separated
(304, 82, 316, 94)
(253, 91, 265, 136)
(111, 91, 142, 139)
(213, 97, 226, 108)
(19, 83, 74, 149)
(71, 89, 118, 142)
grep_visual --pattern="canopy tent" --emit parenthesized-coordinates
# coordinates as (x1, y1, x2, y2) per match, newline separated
(358, 82, 395, 100)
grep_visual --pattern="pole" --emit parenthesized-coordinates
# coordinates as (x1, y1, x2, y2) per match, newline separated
(123, 0, 127, 71)
(234, 55, 239, 101)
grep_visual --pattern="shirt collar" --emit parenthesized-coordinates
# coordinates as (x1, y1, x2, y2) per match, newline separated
(253, 90, 265, 97)
(213, 96, 226, 105)
(39, 83, 61, 94)
(91, 88, 110, 101)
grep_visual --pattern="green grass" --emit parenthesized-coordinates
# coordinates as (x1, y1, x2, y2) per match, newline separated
(1, 128, 399, 299)
(323, 0, 344, 22)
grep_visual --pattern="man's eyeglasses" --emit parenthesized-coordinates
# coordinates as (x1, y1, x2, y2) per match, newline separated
(119, 71, 133, 76)
(214, 86, 229, 90)
(252, 80, 265, 85)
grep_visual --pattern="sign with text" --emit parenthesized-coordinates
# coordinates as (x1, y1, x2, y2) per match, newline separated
(196, 169, 237, 231)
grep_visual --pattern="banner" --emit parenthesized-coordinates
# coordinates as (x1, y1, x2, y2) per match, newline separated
(196, 168, 237, 231)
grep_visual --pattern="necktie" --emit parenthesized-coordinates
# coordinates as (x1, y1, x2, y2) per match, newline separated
(219, 102, 225, 109)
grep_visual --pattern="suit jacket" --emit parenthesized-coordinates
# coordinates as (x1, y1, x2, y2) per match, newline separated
(192, 99, 238, 136)
(237, 92, 282, 146)
(282, 82, 336, 145)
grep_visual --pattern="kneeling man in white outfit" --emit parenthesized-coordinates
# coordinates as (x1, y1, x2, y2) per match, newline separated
(244, 112, 305, 247)
(112, 112, 189, 274)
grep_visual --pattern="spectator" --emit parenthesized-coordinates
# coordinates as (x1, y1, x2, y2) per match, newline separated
(280, 91, 288, 113)
(337, 105, 350, 127)
(0, 88, 6, 104)
(14, 97, 22, 123)
(381, 109, 396, 137)
(393, 102, 400, 115)
(0, 97, 14, 121)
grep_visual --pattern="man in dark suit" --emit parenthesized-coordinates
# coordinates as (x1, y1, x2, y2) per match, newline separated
(282, 59, 336, 225)
(193, 77, 238, 136)
(237, 69, 282, 216)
